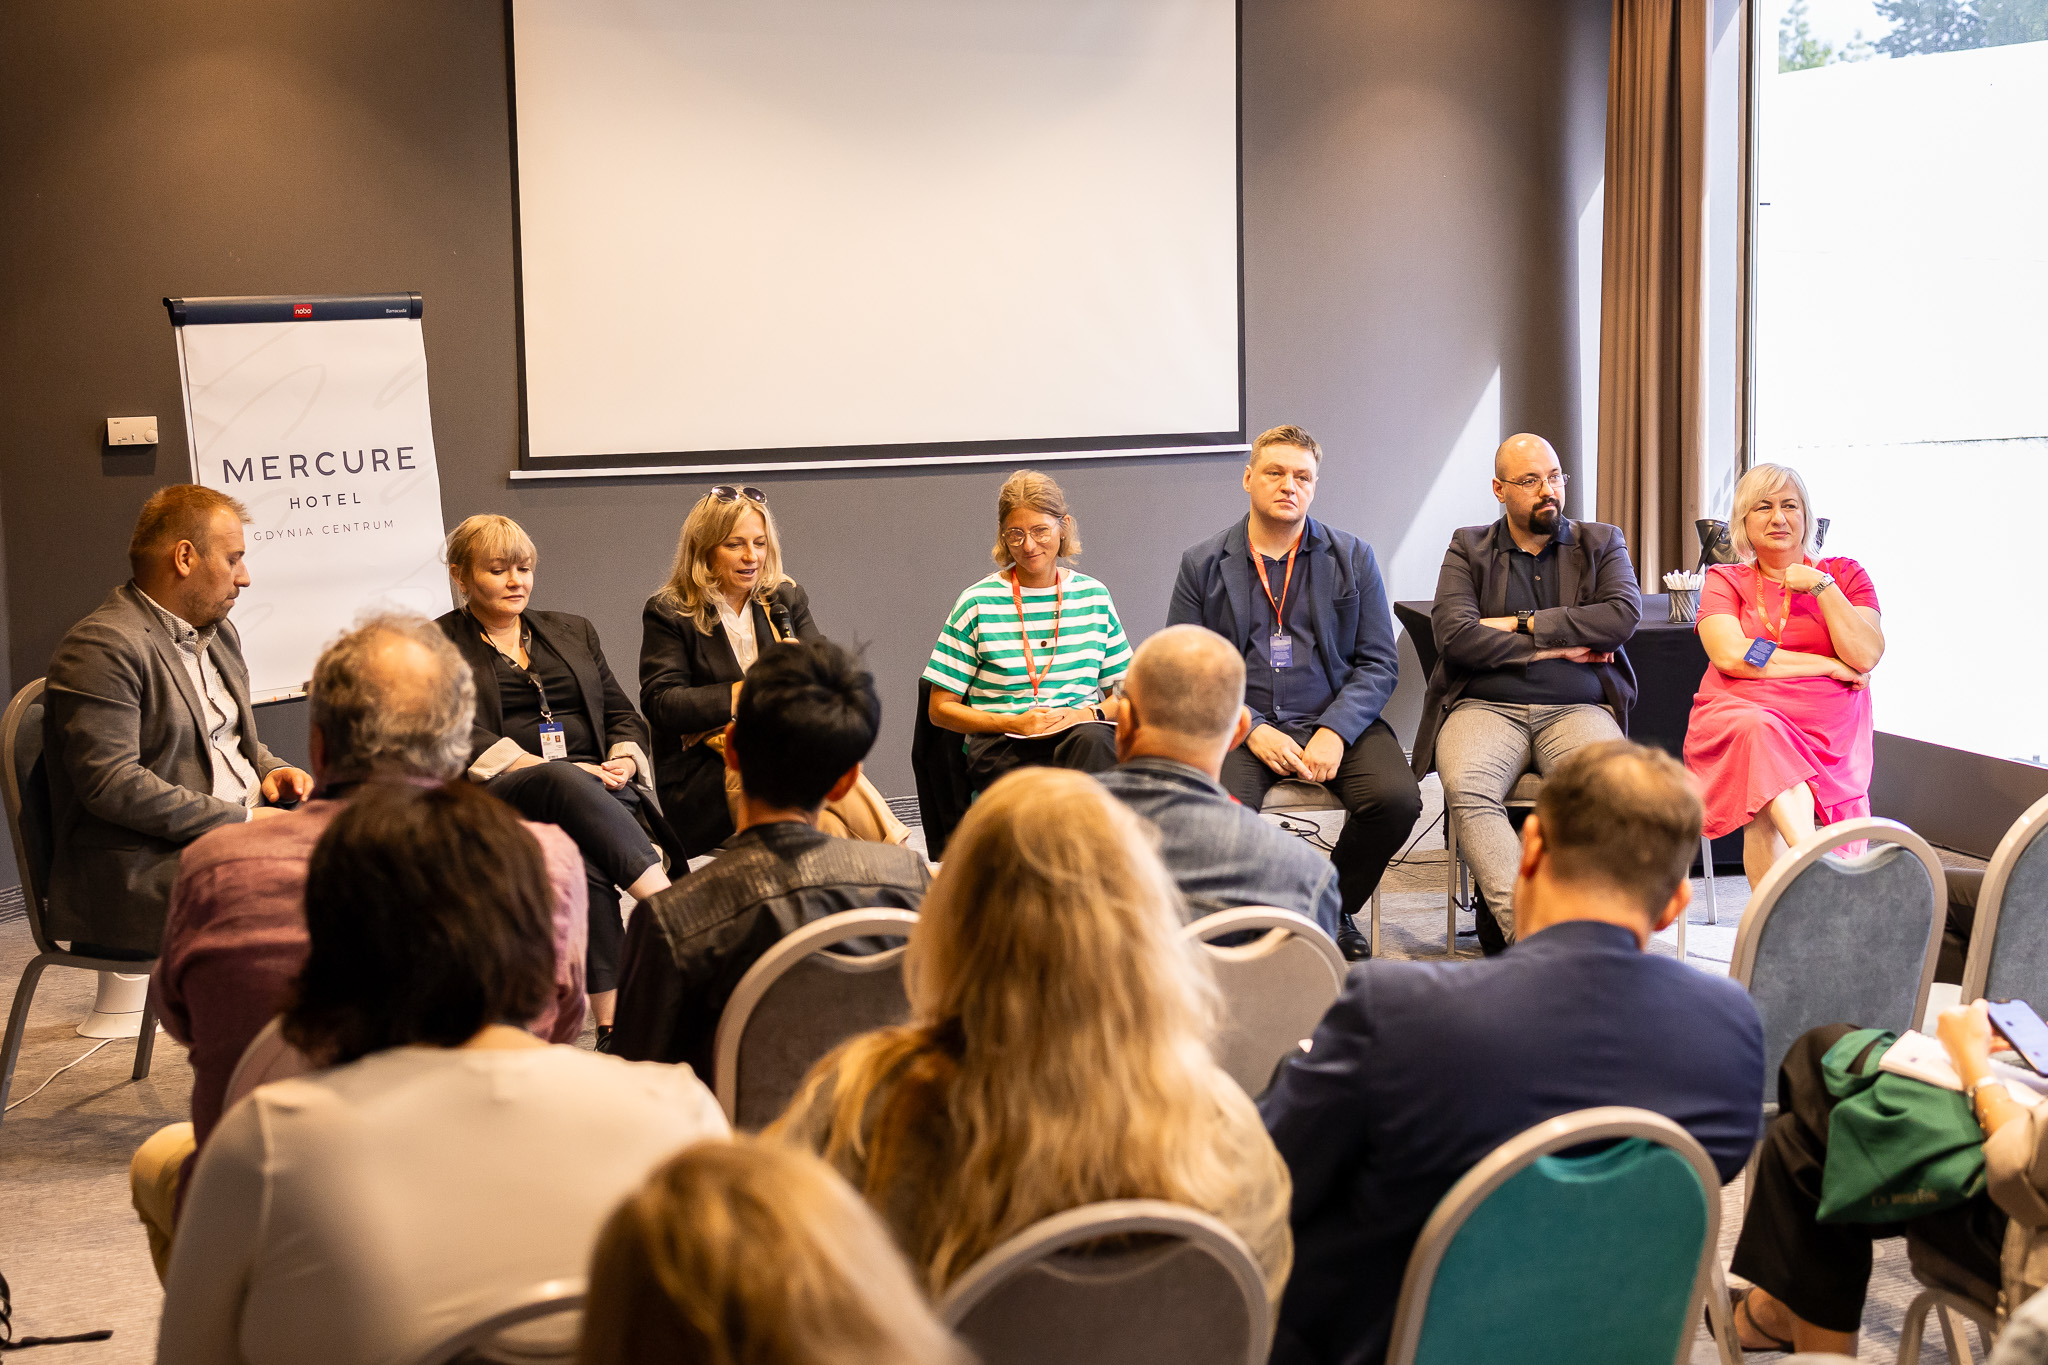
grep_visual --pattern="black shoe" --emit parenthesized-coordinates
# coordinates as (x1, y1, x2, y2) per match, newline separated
(1471, 890, 1508, 957)
(1335, 915, 1371, 962)
(594, 1024, 615, 1054)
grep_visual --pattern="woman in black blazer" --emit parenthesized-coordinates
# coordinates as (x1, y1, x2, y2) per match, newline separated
(438, 514, 673, 1040)
(640, 486, 822, 857)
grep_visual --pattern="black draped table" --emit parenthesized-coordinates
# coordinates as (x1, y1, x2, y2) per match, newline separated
(1395, 595, 1743, 870)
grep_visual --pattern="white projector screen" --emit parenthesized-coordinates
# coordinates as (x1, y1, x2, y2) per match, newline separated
(508, 0, 1242, 472)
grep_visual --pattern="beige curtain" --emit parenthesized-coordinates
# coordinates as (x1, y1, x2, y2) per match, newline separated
(1596, 0, 1710, 586)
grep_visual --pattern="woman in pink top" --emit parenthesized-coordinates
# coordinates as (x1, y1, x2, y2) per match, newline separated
(1685, 464, 1886, 888)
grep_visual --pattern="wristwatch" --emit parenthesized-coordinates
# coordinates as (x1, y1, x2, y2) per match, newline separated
(1808, 572, 1836, 597)
(1967, 1075, 2007, 1105)
(1090, 704, 1105, 722)
(1515, 610, 1534, 636)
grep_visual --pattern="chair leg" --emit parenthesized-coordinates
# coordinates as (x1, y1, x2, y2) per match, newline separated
(1899, 1288, 1936, 1365)
(0, 955, 55, 1127)
(1704, 1260, 1742, 1365)
(1676, 900, 1688, 964)
(1701, 833, 1718, 926)
(133, 988, 159, 1080)
(1443, 810, 1459, 955)
(1935, 1301, 1977, 1365)
(1369, 886, 1382, 960)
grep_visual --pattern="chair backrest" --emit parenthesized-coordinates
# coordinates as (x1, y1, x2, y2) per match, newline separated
(1962, 792, 2048, 1006)
(401, 1276, 587, 1365)
(1385, 1106, 1721, 1365)
(938, 1199, 1270, 1365)
(0, 679, 57, 954)
(1730, 818, 1945, 1092)
(713, 908, 917, 1130)
(1184, 907, 1346, 1097)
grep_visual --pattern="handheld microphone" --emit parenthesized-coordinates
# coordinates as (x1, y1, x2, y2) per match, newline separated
(771, 601, 797, 643)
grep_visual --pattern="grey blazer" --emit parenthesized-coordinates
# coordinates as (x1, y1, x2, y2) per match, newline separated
(42, 584, 287, 955)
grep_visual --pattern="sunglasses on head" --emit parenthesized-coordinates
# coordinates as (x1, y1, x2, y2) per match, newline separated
(710, 485, 766, 505)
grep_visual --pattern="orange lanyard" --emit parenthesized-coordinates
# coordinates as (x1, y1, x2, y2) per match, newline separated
(1009, 570, 1063, 696)
(1251, 533, 1302, 626)
(1753, 564, 1800, 643)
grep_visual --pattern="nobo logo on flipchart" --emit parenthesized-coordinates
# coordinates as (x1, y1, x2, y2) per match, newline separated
(292, 304, 313, 319)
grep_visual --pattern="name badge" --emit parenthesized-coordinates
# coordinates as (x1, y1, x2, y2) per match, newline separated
(538, 721, 568, 761)
(1743, 638, 1778, 669)
(1269, 632, 1294, 669)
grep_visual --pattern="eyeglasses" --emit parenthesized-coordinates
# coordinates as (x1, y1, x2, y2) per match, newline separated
(1003, 525, 1063, 547)
(710, 485, 766, 505)
(1501, 473, 1571, 492)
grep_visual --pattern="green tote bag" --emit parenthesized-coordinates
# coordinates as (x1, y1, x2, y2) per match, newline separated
(1818, 1028, 1989, 1224)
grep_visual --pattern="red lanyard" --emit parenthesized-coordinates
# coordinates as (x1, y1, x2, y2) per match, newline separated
(1251, 533, 1302, 625)
(1752, 563, 1801, 643)
(1009, 570, 1063, 696)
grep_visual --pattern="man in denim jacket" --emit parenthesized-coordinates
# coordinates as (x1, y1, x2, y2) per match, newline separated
(1099, 626, 1341, 936)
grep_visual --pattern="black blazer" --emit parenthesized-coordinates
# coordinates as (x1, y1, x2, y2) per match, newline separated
(436, 607, 651, 767)
(638, 583, 819, 849)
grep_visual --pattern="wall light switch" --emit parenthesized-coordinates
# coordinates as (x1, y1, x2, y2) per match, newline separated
(107, 416, 159, 446)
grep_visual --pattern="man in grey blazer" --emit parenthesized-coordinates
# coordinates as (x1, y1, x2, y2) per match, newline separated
(43, 486, 311, 957)
(1412, 433, 1640, 950)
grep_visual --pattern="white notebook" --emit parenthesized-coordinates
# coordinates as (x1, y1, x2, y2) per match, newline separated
(1878, 1030, 2048, 1107)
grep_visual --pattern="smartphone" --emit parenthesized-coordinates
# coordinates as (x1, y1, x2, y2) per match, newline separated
(1986, 999, 2048, 1075)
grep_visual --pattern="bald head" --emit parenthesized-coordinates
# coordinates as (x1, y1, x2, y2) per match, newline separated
(1124, 625, 1246, 748)
(308, 614, 477, 785)
(1494, 433, 1560, 481)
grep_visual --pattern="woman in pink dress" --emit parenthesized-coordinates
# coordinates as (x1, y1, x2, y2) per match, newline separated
(1685, 464, 1886, 889)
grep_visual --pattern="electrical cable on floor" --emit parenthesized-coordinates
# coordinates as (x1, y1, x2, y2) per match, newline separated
(0, 1268, 112, 1351)
(2, 1038, 114, 1113)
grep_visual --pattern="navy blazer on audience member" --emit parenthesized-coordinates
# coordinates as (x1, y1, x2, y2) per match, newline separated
(1259, 920, 1764, 1365)
(1167, 516, 1398, 744)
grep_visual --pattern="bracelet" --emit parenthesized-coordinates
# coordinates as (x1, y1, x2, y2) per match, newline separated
(1966, 1076, 2007, 1105)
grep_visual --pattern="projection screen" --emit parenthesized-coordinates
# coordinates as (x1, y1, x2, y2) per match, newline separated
(508, 0, 1242, 473)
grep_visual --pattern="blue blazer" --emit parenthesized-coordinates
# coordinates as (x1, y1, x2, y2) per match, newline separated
(1259, 921, 1764, 1365)
(1166, 516, 1398, 743)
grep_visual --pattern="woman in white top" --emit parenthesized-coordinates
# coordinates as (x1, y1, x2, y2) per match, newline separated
(157, 781, 729, 1365)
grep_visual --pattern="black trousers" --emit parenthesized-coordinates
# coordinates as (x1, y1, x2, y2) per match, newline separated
(1218, 717, 1422, 918)
(1730, 1023, 2007, 1334)
(485, 762, 660, 995)
(964, 723, 1118, 788)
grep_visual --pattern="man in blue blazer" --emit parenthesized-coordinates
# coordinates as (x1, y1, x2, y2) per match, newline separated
(1260, 740, 1764, 1365)
(1168, 425, 1420, 959)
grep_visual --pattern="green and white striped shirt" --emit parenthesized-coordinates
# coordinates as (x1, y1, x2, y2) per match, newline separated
(923, 569, 1132, 716)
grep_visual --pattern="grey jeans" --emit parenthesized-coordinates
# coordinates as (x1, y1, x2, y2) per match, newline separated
(1435, 699, 1623, 941)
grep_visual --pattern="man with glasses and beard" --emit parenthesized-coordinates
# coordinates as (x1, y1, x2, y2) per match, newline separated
(1411, 433, 1642, 951)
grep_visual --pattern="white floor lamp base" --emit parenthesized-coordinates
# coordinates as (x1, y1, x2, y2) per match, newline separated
(77, 970, 157, 1039)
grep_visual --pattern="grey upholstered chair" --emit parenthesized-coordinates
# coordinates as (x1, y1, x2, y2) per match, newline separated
(937, 1199, 1270, 1365)
(1730, 817, 1946, 1099)
(398, 1276, 585, 1365)
(711, 907, 916, 1131)
(1960, 792, 2048, 1007)
(1184, 907, 1346, 1098)
(1899, 1269, 1997, 1365)
(0, 679, 160, 1127)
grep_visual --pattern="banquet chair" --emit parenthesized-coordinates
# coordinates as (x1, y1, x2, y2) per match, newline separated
(1184, 907, 1345, 1098)
(711, 908, 915, 1130)
(1256, 780, 1382, 951)
(399, 1276, 586, 1365)
(1384, 1106, 1737, 1365)
(1898, 1270, 1997, 1365)
(937, 1199, 1269, 1365)
(0, 679, 160, 1128)
(1959, 791, 2048, 1007)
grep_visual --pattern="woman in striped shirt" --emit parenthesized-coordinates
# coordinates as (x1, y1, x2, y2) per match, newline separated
(923, 470, 1133, 790)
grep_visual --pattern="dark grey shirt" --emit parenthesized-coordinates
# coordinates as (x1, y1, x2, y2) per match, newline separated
(1462, 537, 1606, 707)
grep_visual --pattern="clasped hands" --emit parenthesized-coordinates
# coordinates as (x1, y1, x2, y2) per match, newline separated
(1246, 723, 1344, 782)
(1477, 617, 1613, 665)
(576, 756, 638, 790)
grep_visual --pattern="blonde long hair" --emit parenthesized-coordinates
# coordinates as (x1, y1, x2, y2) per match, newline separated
(657, 493, 793, 635)
(776, 768, 1269, 1293)
(577, 1137, 966, 1365)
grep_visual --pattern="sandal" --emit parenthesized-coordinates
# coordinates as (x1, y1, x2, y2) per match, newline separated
(1705, 1286, 1795, 1355)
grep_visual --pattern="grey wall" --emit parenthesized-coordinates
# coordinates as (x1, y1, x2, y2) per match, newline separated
(0, 0, 1612, 799)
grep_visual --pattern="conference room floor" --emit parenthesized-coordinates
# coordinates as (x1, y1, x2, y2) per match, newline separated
(0, 780, 1983, 1365)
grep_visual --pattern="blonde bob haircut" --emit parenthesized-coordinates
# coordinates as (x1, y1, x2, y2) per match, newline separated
(576, 1136, 966, 1365)
(990, 469, 1082, 569)
(774, 767, 1275, 1295)
(658, 492, 793, 636)
(1726, 462, 1818, 564)
(444, 514, 537, 605)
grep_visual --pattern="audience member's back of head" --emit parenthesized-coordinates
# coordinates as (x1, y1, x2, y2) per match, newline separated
(283, 781, 555, 1065)
(1534, 739, 1705, 919)
(309, 613, 476, 785)
(577, 1136, 965, 1365)
(1124, 624, 1245, 746)
(786, 766, 1265, 1291)
(733, 640, 879, 811)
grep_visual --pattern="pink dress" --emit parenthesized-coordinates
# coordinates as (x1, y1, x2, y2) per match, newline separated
(1683, 558, 1881, 840)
